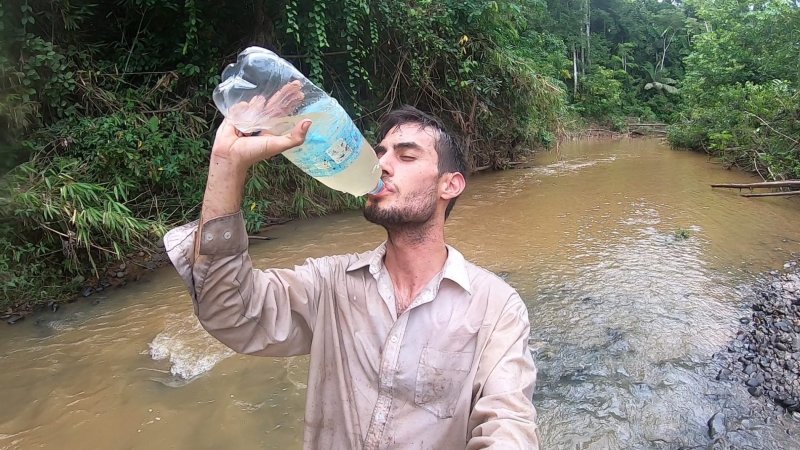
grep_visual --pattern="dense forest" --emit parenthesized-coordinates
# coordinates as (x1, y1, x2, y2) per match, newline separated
(1, 0, 798, 311)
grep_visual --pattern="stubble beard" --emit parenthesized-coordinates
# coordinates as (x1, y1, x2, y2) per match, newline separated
(363, 186, 438, 240)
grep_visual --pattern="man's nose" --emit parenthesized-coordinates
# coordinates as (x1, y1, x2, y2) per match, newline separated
(377, 151, 392, 176)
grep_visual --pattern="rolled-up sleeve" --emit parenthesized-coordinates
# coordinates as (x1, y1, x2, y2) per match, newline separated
(467, 295, 539, 449)
(163, 211, 323, 357)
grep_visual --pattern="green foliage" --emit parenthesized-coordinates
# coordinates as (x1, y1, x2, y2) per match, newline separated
(1, 0, 570, 311)
(674, 228, 691, 240)
(5, 0, 795, 312)
(670, 0, 800, 180)
(669, 81, 800, 178)
(546, 0, 690, 124)
(372, 0, 567, 167)
(575, 67, 626, 119)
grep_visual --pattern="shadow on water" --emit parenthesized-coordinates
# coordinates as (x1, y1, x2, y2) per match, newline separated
(2, 138, 800, 449)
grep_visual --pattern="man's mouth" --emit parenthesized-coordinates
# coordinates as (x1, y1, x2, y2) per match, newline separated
(370, 180, 394, 197)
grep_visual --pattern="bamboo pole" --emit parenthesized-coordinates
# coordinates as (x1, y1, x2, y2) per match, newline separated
(741, 191, 800, 198)
(711, 181, 800, 189)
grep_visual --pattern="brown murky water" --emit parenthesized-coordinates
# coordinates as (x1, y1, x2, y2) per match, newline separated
(2, 138, 800, 449)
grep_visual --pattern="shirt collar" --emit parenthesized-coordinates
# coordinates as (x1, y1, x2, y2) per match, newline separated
(346, 241, 472, 294)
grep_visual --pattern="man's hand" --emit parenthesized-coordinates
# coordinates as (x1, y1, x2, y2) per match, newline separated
(214, 79, 310, 172)
(200, 80, 311, 222)
(211, 117, 311, 172)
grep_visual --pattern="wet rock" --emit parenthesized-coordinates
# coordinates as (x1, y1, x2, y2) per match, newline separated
(47, 301, 59, 313)
(116, 271, 126, 278)
(717, 368, 732, 381)
(781, 397, 800, 411)
(81, 286, 94, 297)
(747, 373, 765, 388)
(708, 412, 726, 438)
(6, 314, 24, 325)
(723, 260, 800, 412)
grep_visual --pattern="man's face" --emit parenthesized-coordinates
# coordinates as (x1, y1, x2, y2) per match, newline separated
(363, 124, 442, 228)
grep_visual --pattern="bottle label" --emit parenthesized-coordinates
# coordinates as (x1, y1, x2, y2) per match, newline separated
(288, 116, 362, 177)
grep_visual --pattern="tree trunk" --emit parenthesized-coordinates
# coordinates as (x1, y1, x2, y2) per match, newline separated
(584, 0, 591, 70)
(580, 45, 585, 76)
(658, 30, 676, 72)
(252, 0, 277, 50)
(573, 45, 578, 97)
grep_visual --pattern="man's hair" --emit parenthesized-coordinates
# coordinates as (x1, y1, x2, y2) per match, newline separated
(376, 105, 468, 219)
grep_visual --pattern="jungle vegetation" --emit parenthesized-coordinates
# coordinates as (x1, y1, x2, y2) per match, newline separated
(1, 0, 797, 310)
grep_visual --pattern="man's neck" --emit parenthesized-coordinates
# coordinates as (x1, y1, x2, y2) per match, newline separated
(383, 224, 448, 315)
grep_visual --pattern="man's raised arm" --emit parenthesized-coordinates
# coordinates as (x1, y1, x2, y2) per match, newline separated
(164, 108, 322, 357)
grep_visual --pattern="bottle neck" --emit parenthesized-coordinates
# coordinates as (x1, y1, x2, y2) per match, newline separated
(368, 178, 385, 195)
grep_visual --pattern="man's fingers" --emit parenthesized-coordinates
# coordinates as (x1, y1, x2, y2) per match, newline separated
(277, 119, 312, 150)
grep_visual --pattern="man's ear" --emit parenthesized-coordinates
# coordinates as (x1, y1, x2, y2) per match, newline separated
(441, 172, 466, 200)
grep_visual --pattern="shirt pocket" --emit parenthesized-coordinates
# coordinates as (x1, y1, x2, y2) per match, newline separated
(414, 347, 473, 419)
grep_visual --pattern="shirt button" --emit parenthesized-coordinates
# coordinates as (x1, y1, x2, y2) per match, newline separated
(390, 336, 398, 343)
(204, 233, 213, 241)
(223, 231, 232, 240)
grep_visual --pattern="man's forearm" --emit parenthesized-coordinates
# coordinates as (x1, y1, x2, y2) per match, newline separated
(200, 154, 249, 224)
(199, 117, 309, 225)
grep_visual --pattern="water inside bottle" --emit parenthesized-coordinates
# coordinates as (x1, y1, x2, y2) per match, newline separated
(281, 112, 382, 196)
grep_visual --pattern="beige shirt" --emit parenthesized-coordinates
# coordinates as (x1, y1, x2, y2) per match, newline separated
(164, 212, 539, 449)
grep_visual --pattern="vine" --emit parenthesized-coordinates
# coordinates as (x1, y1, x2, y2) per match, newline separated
(306, 1, 329, 84)
(344, 0, 371, 115)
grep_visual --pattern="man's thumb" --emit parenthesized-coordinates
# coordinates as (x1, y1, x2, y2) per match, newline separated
(287, 119, 312, 147)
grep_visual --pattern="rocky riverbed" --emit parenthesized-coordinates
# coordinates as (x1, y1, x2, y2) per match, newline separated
(716, 260, 800, 412)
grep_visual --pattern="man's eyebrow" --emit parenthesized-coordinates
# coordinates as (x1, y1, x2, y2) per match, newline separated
(394, 142, 424, 152)
(374, 144, 387, 154)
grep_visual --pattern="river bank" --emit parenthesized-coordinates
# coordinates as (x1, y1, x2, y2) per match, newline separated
(715, 257, 800, 413)
(2, 245, 171, 324)
(1, 218, 299, 324)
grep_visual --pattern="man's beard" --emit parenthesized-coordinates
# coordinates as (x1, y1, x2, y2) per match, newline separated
(363, 186, 437, 229)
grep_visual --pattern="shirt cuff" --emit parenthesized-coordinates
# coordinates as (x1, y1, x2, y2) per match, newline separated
(196, 211, 249, 256)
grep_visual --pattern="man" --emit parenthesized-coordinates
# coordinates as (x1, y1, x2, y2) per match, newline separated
(164, 105, 539, 449)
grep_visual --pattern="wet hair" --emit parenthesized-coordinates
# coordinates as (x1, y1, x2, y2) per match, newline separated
(376, 105, 468, 219)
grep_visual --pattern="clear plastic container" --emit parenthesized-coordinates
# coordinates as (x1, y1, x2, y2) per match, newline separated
(212, 46, 383, 196)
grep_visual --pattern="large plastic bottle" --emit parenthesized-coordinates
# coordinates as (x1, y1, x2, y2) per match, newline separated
(212, 46, 384, 196)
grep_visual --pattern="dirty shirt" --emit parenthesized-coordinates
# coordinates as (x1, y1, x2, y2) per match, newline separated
(164, 212, 539, 449)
